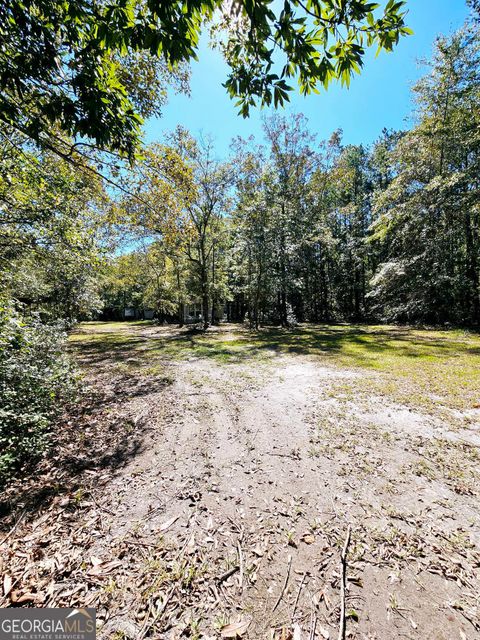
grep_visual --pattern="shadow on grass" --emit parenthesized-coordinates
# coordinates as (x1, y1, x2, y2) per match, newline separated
(246, 325, 480, 367)
(69, 333, 146, 369)
(70, 323, 480, 370)
(150, 325, 480, 367)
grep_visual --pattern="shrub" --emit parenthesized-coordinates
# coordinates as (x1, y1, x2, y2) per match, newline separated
(0, 301, 76, 484)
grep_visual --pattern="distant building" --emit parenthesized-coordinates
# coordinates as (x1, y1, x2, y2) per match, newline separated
(183, 301, 227, 324)
(122, 307, 155, 320)
(116, 302, 227, 324)
(183, 301, 203, 324)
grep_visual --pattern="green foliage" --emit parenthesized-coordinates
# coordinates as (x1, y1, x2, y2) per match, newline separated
(217, 0, 411, 116)
(230, 115, 377, 325)
(0, 128, 108, 322)
(0, 302, 76, 484)
(468, 0, 480, 20)
(227, 21, 480, 328)
(119, 133, 232, 328)
(101, 246, 183, 319)
(109, 19, 480, 330)
(370, 25, 480, 325)
(0, 1, 190, 157)
(0, 0, 410, 156)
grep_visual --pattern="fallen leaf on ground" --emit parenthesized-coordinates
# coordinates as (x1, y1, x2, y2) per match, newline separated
(300, 533, 315, 544)
(3, 574, 12, 597)
(87, 560, 123, 576)
(347, 575, 363, 587)
(346, 609, 359, 622)
(221, 618, 251, 638)
(159, 515, 179, 532)
(11, 591, 44, 604)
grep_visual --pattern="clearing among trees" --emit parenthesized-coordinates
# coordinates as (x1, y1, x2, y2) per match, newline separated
(1, 3, 480, 639)
(1, 322, 479, 639)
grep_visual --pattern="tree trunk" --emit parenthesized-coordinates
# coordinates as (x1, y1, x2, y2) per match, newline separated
(202, 292, 209, 330)
(176, 268, 184, 327)
(279, 220, 288, 327)
(465, 210, 480, 325)
(178, 303, 184, 327)
(201, 261, 209, 330)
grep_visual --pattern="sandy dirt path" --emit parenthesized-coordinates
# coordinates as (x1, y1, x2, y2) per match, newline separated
(1, 325, 479, 640)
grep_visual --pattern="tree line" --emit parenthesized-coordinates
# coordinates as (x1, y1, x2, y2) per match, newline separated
(103, 23, 480, 329)
(2, 20, 478, 334)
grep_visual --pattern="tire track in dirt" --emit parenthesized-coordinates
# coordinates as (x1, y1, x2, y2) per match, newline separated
(92, 353, 479, 639)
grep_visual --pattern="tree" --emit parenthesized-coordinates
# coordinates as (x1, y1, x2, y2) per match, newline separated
(101, 244, 184, 320)
(119, 132, 231, 329)
(231, 140, 274, 327)
(114, 140, 195, 323)
(328, 143, 374, 319)
(232, 115, 340, 326)
(370, 26, 480, 325)
(176, 133, 232, 329)
(0, 128, 109, 321)
(304, 130, 343, 321)
(469, 0, 480, 20)
(0, 0, 411, 157)
(261, 114, 319, 325)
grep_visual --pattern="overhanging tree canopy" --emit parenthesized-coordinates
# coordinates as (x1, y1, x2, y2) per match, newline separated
(0, 0, 411, 158)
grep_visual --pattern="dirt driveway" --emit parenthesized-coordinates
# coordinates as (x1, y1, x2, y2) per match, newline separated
(1, 323, 479, 639)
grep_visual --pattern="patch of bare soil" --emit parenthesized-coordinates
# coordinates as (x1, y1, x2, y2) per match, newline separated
(1, 327, 479, 640)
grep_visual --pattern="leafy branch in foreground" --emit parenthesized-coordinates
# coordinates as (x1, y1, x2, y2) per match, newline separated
(218, 0, 412, 116)
(0, 0, 411, 157)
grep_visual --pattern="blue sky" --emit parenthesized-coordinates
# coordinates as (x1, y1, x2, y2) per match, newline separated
(145, 1, 470, 157)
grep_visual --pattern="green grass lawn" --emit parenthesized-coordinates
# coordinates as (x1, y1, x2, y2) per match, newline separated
(70, 322, 480, 411)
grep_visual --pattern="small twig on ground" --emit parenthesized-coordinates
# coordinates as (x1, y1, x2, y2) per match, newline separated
(237, 541, 244, 591)
(88, 493, 117, 517)
(175, 531, 194, 562)
(337, 526, 352, 640)
(309, 611, 317, 640)
(0, 510, 26, 546)
(272, 554, 292, 613)
(292, 571, 308, 620)
(156, 585, 177, 620)
(123, 538, 156, 548)
(138, 585, 176, 640)
(216, 565, 240, 584)
(209, 583, 222, 606)
(267, 452, 297, 459)
(450, 605, 480, 632)
(226, 516, 244, 536)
